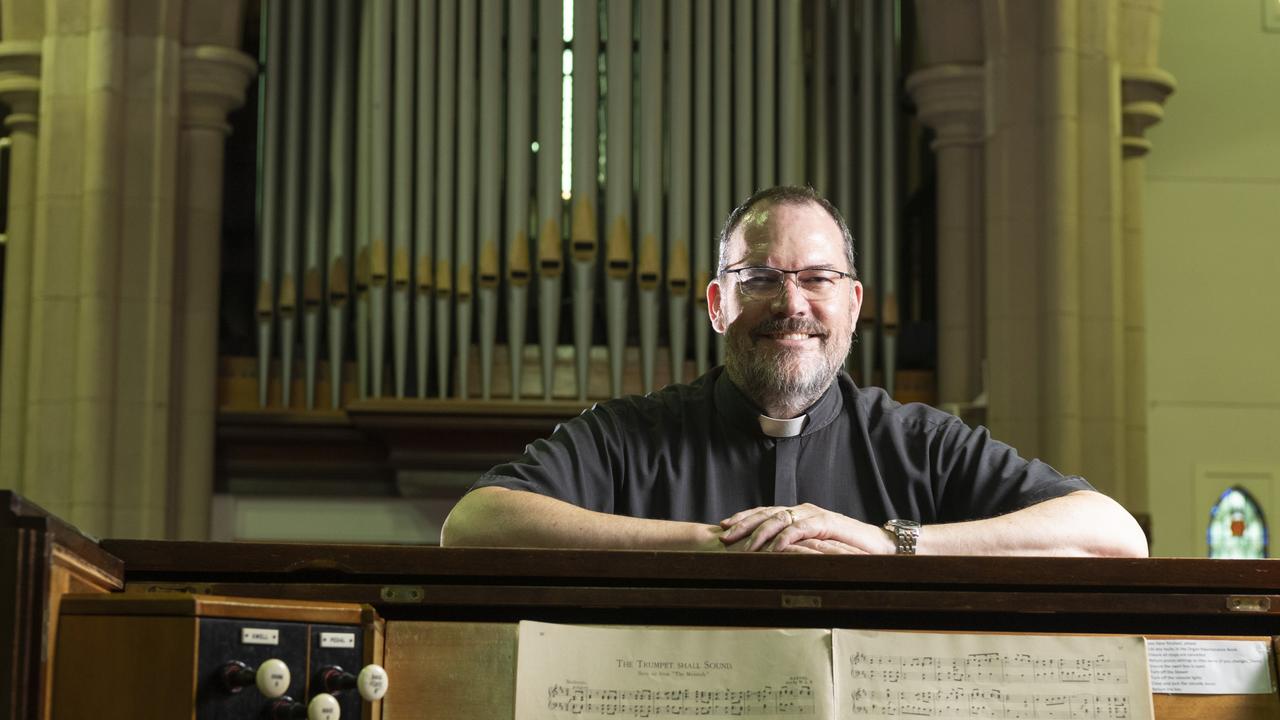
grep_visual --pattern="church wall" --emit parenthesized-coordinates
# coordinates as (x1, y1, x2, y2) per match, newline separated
(1145, 0, 1280, 556)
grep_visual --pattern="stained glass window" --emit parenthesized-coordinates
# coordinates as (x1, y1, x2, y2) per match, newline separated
(1207, 486, 1269, 559)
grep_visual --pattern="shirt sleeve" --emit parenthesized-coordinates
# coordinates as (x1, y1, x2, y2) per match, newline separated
(468, 404, 624, 514)
(928, 417, 1096, 521)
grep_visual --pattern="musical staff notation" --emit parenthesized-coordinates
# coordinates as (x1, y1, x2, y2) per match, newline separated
(849, 688, 1131, 719)
(545, 680, 818, 717)
(848, 653, 1128, 685)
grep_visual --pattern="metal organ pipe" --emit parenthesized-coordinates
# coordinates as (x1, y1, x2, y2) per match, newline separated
(571, 0, 599, 401)
(536, 0, 564, 400)
(604, 0, 633, 398)
(257, 0, 284, 407)
(415, 0, 437, 397)
(327, 0, 356, 409)
(370, 0, 393, 397)
(668, 0, 693, 386)
(455, 0, 478, 398)
(392, 0, 416, 397)
(506, 0, 533, 399)
(477, 0, 502, 400)
(279, 0, 305, 407)
(637, 0, 663, 394)
(693, 0, 713, 376)
(880, 0, 899, 398)
(303, 0, 331, 409)
(434, 0, 458, 398)
(858, 0, 878, 388)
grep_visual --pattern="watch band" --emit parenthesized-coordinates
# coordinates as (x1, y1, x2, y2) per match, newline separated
(883, 519, 921, 555)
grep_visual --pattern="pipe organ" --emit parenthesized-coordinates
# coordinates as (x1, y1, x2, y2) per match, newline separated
(250, 0, 910, 408)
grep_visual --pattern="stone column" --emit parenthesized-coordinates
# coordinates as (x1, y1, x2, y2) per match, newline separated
(1119, 0, 1175, 512)
(981, 0, 1043, 456)
(906, 64, 985, 407)
(911, 2, 986, 411)
(170, 45, 254, 539)
(0, 42, 41, 493)
(980, 0, 1131, 498)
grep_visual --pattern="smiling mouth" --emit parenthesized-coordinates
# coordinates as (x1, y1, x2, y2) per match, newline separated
(757, 332, 824, 343)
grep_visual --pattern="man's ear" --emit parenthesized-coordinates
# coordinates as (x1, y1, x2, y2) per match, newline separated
(706, 279, 728, 334)
(850, 280, 864, 326)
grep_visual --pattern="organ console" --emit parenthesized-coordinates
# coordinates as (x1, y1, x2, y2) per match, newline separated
(3, 491, 1278, 720)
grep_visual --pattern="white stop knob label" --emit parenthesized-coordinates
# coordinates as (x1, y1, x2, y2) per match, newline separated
(256, 658, 291, 698)
(308, 692, 341, 720)
(357, 664, 389, 701)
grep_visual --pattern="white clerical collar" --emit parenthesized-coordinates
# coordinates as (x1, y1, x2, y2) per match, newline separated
(758, 414, 806, 438)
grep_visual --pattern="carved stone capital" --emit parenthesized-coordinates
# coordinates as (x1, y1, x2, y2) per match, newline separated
(0, 41, 42, 131)
(905, 64, 984, 150)
(1121, 68, 1176, 158)
(180, 45, 257, 135)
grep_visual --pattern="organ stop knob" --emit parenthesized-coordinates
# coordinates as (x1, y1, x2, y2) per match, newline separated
(317, 663, 389, 701)
(218, 658, 291, 698)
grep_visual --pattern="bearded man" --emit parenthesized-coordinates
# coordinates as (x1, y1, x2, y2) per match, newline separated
(441, 186, 1148, 557)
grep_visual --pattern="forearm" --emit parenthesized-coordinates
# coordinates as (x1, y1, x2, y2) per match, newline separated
(440, 486, 725, 551)
(917, 491, 1149, 557)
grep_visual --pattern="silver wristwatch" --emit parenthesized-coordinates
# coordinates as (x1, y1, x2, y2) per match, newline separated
(883, 519, 921, 555)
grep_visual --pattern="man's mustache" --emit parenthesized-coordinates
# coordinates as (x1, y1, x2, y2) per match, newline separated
(750, 318, 829, 339)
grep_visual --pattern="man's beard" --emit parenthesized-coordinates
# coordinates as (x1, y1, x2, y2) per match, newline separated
(723, 316, 852, 416)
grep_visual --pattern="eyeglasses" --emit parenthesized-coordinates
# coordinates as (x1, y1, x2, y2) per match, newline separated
(718, 266, 855, 300)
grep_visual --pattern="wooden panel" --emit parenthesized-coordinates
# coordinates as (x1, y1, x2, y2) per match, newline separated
(1, 491, 123, 720)
(43, 547, 125, 719)
(1153, 693, 1278, 719)
(382, 622, 516, 720)
(58, 591, 364, 625)
(51, 615, 198, 720)
(362, 610, 386, 720)
(101, 541, 1280, 593)
(378, 623, 1280, 720)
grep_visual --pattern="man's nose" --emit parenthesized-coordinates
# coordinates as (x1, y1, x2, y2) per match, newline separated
(770, 276, 809, 315)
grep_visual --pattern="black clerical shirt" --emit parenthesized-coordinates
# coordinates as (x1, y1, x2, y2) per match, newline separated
(472, 367, 1092, 525)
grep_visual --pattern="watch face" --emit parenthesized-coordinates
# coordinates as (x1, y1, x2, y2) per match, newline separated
(889, 519, 921, 530)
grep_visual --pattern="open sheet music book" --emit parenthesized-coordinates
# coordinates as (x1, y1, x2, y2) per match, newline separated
(516, 622, 1153, 720)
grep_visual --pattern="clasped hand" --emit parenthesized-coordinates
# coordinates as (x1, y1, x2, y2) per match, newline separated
(717, 504, 898, 554)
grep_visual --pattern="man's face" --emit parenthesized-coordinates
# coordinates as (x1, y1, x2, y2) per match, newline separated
(707, 201, 863, 411)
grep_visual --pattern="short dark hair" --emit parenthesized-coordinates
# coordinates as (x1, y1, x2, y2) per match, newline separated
(715, 185, 858, 279)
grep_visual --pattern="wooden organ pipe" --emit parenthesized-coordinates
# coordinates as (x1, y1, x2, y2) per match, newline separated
(392, 0, 416, 397)
(415, 0, 437, 397)
(571, 0, 599, 402)
(880, 0, 899, 398)
(713, 0, 731, 365)
(858, 0, 878, 387)
(667, 0, 692, 386)
(354, 0, 373, 399)
(279, 0, 305, 407)
(506, 0, 533, 400)
(477, 0, 502, 400)
(370, 0, 392, 397)
(257, 0, 284, 407)
(455, 0, 478, 399)
(604, 0, 633, 398)
(434, 0, 458, 398)
(779, 0, 804, 186)
(303, 0, 330, 410)
(755, 0, 776, 188)
(693, 0, 713, 376)
(637, 0, 663, 394)
(327, 0, 356, 410)
(536, 0, 564, 401)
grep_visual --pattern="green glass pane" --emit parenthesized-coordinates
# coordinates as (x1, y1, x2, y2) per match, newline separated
(1207, 487, 1269, 559)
